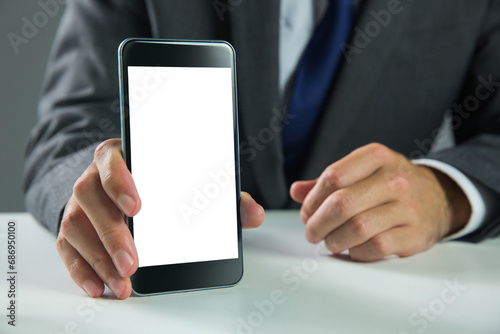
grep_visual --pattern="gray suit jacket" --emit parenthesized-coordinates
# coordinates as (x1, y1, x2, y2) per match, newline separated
(24, 0, 500, 241)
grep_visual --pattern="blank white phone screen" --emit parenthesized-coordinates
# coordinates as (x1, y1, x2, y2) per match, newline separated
(127, 66, 238, 267)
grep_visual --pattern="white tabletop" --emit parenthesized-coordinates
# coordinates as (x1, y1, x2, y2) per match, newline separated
(1, 211, 499, 334)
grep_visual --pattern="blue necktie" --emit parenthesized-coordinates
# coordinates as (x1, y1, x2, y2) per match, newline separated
(282, 0, 353, 171)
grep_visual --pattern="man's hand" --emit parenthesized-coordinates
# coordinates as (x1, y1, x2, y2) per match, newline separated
(290, 143, 471, 262)
(56, 138, 264, 299)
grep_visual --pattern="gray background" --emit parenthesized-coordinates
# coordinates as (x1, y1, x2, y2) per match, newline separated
(0, 1, 65, 211)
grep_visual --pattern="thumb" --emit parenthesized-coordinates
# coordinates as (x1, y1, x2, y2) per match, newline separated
(240, 192, 265, 229)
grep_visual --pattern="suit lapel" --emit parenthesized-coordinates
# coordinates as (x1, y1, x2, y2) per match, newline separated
(229, 1, 289, 208)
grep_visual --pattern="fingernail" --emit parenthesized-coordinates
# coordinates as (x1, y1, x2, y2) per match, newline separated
(107, 277, 124, 298)
(113, 250, 134, 276)
(300, 211, 308, 224)
(82, 280, 98, 297)
(117, 194, 135, 216)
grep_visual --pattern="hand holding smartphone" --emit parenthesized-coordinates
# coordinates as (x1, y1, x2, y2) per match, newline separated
(119, 39, 242, 295)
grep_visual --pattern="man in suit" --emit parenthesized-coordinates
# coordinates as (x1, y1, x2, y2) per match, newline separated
(24, 0, 500, 299)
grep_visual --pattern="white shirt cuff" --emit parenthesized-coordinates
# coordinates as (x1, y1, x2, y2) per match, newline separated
(412, 159, 485, 240)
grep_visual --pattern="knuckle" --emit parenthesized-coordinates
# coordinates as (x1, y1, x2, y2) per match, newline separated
(99, 170, 113, 190)
(324, 234, 340, 253)
(327, 190, 353, 215)
(98, 225, 122, 250)
(73, 170, 99, 199)
(94, 138, 121, 161)
(349, 215, 370, 237)
(55, 235, 66, 253)
(323, 165, 344, 189)
(370, 234, 389, 255)
(67, 256, 88, 280)
(325, 241, 335, 254)
(402, 200, 417, 214)
(94, 145, 127, 198)
(417, 231, 436, 252)
(99, 170, 122, 197)
(305, 224, 321, 243)
(87, 256, 109, 276)
(387, 173, 411, 193)
(367, 142, 389, 157)
(301, 207, 312, 221)
(94, 139, 114, 161)
(59, 210, 86, 238)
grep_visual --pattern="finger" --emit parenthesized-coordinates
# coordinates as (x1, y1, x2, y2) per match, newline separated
(73, 163, 138, 279)
(301, 143, 392, 222)
(94, 138, 141, 217)
(290, 179, 317, 204)
(324, 202, 403, 254)
(240, 192, 265, 229)
(348, 225, 433, 262)
(304, 168, 401, 244)
(56, 235, 105, 298)
(59, 198, 132, 299)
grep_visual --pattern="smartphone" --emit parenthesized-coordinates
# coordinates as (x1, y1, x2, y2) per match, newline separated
(118, 39, 242, 295)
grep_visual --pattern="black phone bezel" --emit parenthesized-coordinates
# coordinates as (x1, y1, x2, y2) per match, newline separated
(118, 38, 243, 295)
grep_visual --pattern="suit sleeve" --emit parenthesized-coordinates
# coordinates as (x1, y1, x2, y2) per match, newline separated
(426, 0, 500, 242)
(23, 0, 151, 235)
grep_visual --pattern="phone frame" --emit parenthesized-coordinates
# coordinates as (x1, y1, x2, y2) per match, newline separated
(118, 38, 243, 295)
